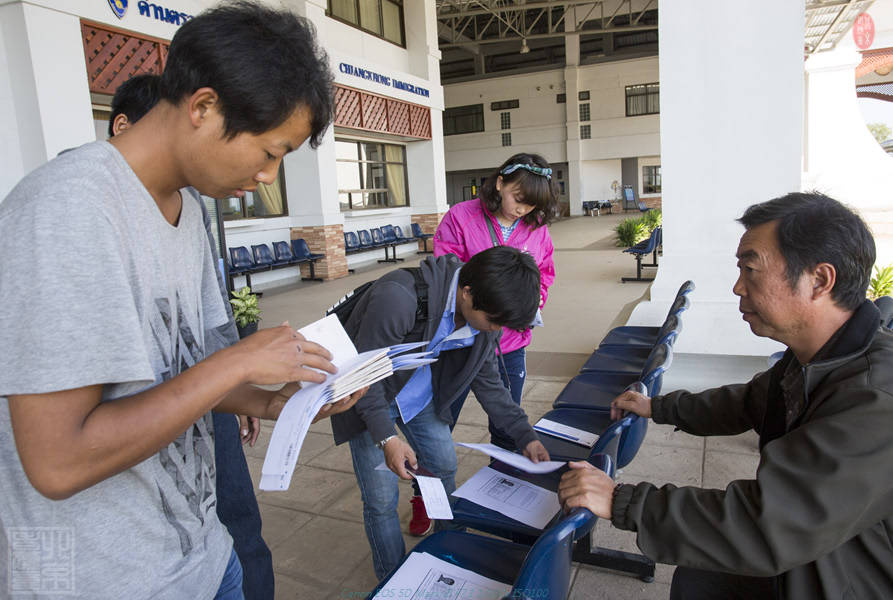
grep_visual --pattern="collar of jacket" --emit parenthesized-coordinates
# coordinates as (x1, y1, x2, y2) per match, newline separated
(774, 299, 880, 393)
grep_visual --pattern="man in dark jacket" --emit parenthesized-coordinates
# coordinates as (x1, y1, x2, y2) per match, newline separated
(332, 246, 550, 580)
(559, 192, 893, 599)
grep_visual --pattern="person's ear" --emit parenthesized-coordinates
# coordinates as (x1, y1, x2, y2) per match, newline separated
(810, 263, 836, 300)
(495, 176, 503, 194)
(111, 113, 130, 136)
(186, 87, 221, 130)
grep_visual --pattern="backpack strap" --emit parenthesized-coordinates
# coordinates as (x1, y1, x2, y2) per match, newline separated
(401, 267, 429, 340)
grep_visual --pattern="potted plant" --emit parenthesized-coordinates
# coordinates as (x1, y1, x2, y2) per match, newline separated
(230, 286, 261, 338)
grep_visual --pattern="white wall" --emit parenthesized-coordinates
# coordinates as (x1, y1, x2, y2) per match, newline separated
(630, 0, 804, 357)
(579, 159, 622, 203)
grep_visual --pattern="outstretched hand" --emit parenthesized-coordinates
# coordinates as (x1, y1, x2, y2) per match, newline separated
(610, 389, 652, 421)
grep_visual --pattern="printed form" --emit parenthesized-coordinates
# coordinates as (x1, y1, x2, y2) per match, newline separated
(373, 551, 511, 600)
(452, 466, 560, 529)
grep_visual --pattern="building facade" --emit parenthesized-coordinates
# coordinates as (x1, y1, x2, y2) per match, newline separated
(0, 0, 449, 288)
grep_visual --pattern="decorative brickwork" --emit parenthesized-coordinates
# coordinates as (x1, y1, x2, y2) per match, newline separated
(411, 213, 445, 253)
(642, 197, 662, 210)
(80, 20, 168, 95)
(333, 84, 431, 140)
(290, 225, 349, 281)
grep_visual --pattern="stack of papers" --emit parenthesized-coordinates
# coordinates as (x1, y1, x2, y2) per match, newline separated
(533, 418, 599, 448)
(260, 315, 437, 491)
(455, 442, 566, 474)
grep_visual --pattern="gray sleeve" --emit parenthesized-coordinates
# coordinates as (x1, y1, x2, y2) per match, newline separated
(0, 190, 154, 396)
(470, 349, 538, 449)
(349, 279, 419, 443)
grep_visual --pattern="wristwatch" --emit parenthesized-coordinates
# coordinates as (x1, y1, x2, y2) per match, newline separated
(376, 435, 397, 450)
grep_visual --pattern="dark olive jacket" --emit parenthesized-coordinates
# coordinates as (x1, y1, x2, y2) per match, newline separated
(612, 300, 893, 599)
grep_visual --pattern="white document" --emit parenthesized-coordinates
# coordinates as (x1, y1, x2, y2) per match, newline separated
(533, 418, 599, 448)
(455, 442, 566, 474)
(260, 315, 436, 491)
(452, 466, 560, 529)
(373, 551, 511, 600)
(413, 475, 453, 520)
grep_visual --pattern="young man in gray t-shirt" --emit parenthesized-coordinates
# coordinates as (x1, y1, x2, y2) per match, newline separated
(0, 3, 350, 599)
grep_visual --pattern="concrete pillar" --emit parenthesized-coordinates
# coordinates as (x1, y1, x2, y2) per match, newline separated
(629, 0, 804, 356)
(0, 2, 95, 200)
(564, 7, 584, 216)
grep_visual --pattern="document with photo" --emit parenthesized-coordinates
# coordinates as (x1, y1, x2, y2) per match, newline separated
(452, 466, 560, 529)
(372, 551, 511, 600)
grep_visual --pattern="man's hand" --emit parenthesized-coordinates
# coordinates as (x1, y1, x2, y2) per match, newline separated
(231, 324, 336, 386)
(383, 437, 417, 480)
(238, 415, 260, 446)
(558, 461, 615, 519)
(610, 389, 652, 421)
(312, 386, 369, 423)
(523, 440, 550, 463)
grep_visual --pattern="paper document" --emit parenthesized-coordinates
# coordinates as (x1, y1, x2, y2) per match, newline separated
(373, 551, 511, 600)
(260, 315, 436, 491)
(533, 418, 599, 448)
(452, 466, 559, 529)
(455, 442, 566, 474)
(413, 476, 453, 520)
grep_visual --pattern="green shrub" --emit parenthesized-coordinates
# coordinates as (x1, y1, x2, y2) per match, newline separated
(615, 218, 650, 247)
(641, 208, 662, 230)
(230, 286, 262, 327)
(868, 263, 893, 300)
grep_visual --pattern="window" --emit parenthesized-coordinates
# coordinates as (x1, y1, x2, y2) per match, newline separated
(626, 82, 660, 116)
(501, 133, 512, 147)
(329, 0, 404, 46)
(221, 166, 288, 220)
(559, 181, 566, 195)
(556, 93, 566, 104)
(556, 169, 563, 179)
(443, 104, 484, 136)
(578, 90, 590, 101)
(643, 165, 661, 194)
(579, 103, 590, 122)
(580, 125, 591, 139)
(490, 99, 519, 111)
(336, 139, 409, 210)
(500, 112, 511, 130)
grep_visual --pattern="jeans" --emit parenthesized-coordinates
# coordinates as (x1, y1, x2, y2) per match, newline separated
(669, 566, 777, 600)
(449, 347, 527, 450)
(349, 400, 458, 580)
(213, 412, 274, 600)
(213, 549, 245, 600)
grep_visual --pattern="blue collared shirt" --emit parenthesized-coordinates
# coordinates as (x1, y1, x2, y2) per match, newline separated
(395, 269, 479, 422)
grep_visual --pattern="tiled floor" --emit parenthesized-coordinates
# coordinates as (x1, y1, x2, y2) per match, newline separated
(246, 215, 767, 599)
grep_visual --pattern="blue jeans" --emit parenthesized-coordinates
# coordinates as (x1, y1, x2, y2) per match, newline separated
(213, 412, 274, 600)
(449, 347, 527, 450)
(349, 400, 458, 580)
(214, 549, 245, 600)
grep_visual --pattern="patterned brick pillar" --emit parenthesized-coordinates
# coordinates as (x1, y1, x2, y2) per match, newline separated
(290, 224, 349, 280)
(643, 197, 662, 210)
(411, 212, 445, 253)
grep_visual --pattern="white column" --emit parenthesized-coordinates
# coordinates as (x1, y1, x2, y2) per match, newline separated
(564, 8, 583, 216)
(629, 0, 804, 356)
(0, 2, 94, 200)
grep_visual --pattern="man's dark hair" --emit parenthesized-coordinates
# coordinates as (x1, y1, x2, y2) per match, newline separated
(738, 191, 875, 311)
(480, 152, 559, 228)
(108, 74, 160, 137)
(458, 246, 541, 331)
(159, 0, 334, 148)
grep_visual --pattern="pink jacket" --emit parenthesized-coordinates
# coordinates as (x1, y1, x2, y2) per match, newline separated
(433, 199, 556, 354)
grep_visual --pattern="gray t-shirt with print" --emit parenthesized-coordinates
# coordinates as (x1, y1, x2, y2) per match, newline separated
(0, 142, 232, 599)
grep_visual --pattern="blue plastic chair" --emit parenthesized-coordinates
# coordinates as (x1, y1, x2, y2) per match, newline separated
(371, 227, 403, 263)
(875, 295, 893, 329)
(394, 225, 413, 242)
(272, 241, 301, 265)
(344, 231, 361, 254)
(599, 312, 682, 351)
(553, 343, 672, 410)
(357, 229, 376, 249)
(380, 224, 397, 243)
(228, 246, 266, 288)
(251, 243, 282, 268)
(621, 226, 661, 283)
(411, 222, 434, 254)
(370, 455, 614, 600)
(289, 238, 324, 282)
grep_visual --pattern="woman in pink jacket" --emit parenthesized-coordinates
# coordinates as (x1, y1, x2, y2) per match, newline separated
(434, 152, 558, 448)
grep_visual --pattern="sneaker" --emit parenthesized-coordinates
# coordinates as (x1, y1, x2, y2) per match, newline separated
(409, 495, 433, 536)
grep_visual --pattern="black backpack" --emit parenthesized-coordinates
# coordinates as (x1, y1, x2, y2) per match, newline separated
(326, 268, 429, 340)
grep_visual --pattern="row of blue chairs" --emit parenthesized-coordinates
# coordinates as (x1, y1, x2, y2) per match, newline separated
(622, 226, 662, 283)
(229, 238, 323, 288)
(371, 281, 695, 598)
(344, 223, 433, 264)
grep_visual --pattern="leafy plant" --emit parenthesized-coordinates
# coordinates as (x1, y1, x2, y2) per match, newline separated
(868, 263, 893, 301)
(615, 218, 650, 247)
(641, 208, 662, 230)
(230, 286, 261, 328)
